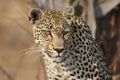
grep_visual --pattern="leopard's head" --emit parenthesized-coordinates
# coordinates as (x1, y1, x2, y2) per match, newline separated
(29, 7, 76, 62)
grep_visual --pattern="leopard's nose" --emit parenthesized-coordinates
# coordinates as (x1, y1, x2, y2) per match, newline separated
(54, 48, 64, 53)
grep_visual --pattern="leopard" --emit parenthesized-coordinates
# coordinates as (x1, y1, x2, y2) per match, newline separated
(29, 7, 112, 80)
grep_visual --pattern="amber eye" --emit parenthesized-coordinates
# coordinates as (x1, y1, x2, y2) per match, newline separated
(41, 30, 51, 35)
(63, 31, 69, 35)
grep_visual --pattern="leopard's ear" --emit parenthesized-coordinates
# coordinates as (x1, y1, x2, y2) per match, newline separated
(65, 6, 74, 16)
(29, 8, 43, 24)
(64, 6, 74, 25)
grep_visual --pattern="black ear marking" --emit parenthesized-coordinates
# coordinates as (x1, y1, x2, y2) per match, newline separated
(29, 8, 42, 24)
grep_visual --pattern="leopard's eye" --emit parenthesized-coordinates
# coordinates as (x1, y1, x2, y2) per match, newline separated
(41, 29, 50, 32)
(64, 31, 70, 40)
(41, 30, 51, 35)
(63, 31, 69, 35)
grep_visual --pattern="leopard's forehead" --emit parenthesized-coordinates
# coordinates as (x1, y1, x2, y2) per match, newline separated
(41, 10, 66, 25)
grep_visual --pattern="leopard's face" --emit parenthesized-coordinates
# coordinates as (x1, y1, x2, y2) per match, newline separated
(29, 8, 74, 62)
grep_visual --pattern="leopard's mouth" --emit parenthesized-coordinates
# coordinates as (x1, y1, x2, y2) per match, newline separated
(46, 50, 59, 58)
(52, 52, 69, 63)
(46, 49, 69, 63)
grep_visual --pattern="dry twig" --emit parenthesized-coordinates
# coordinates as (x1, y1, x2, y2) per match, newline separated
(0, 65, 14, 80)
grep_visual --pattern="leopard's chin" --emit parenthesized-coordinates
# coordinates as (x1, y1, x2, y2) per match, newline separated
(53, 56, 65, 63)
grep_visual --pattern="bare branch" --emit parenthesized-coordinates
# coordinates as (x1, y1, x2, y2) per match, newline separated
(0, 65, 14, 80)
(49, 0, 55, 10)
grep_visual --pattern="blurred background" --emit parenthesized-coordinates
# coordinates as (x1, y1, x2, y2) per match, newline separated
(0, 0, 120, 80)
